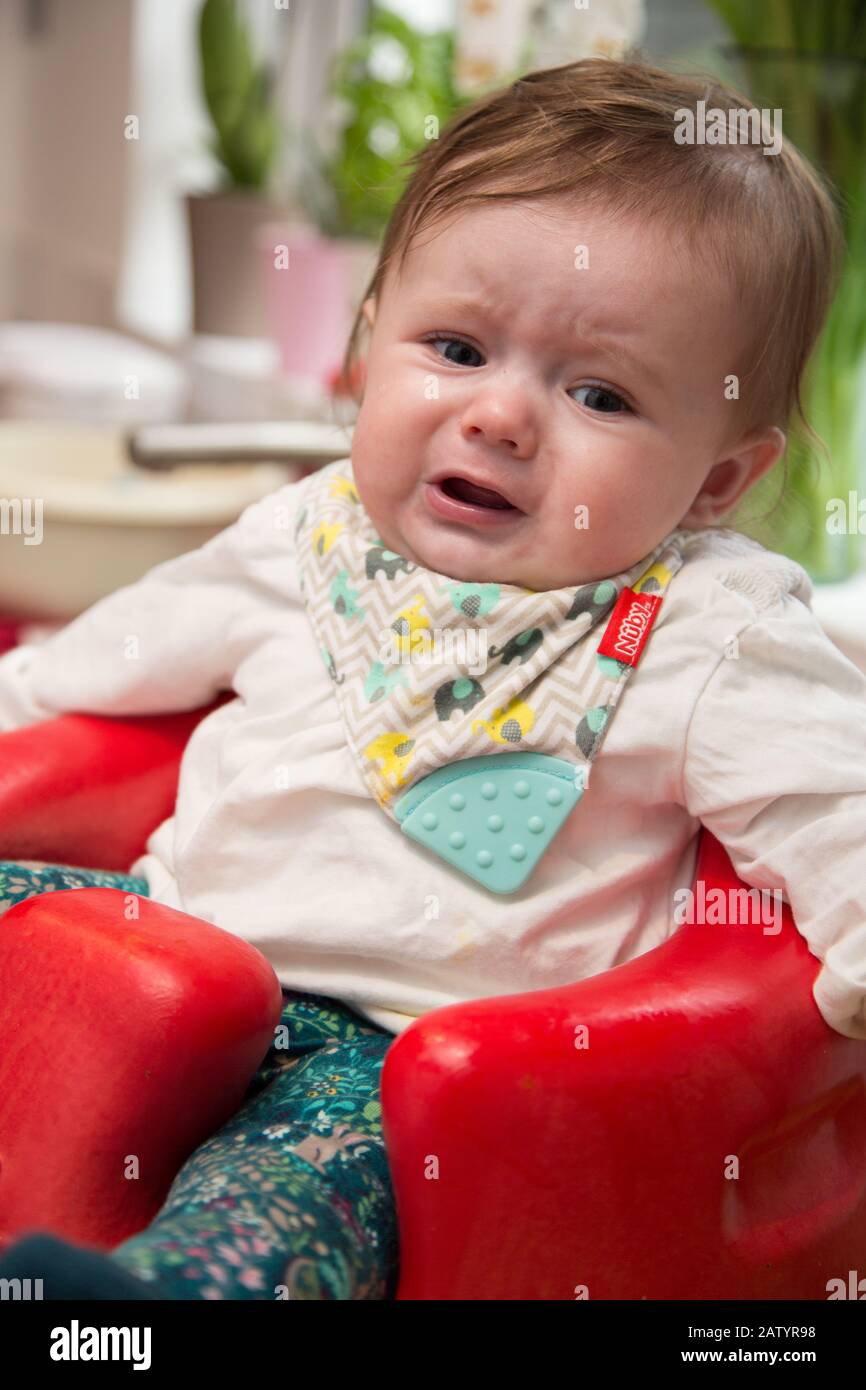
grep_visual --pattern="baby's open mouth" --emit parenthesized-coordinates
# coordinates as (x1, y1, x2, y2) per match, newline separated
(438, 477, 517, 510)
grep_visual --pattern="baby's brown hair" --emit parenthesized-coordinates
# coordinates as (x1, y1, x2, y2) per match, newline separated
(341, 57, 844, 450)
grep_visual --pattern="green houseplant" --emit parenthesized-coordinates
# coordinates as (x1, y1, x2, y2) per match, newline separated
(707, 0, 866, 581)
(198, 0, 280, 190)
(286, 4, 467, 400)
(308, 4, 465, 242)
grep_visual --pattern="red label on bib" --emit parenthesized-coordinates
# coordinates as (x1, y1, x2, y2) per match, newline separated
(597, 587, 662, 667)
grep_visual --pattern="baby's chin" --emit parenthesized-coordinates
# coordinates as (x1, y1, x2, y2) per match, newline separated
(365, 495, 603, 589)
(394, 522, 555, 589)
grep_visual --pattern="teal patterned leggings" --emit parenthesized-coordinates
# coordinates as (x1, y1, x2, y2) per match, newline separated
(0, 861, 399, 1300)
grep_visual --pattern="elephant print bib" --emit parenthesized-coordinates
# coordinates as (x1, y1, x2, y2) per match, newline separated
(294, 459, 685, 894)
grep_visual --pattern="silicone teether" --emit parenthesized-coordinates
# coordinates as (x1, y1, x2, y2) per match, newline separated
(393, 753, 586, 894)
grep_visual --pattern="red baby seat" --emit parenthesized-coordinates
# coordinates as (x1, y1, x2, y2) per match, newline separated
(1, 698, 865, 1299)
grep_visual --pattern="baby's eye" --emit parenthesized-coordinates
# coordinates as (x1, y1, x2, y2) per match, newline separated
(425, 336, 484, 368)
(570, 384, 630, 415)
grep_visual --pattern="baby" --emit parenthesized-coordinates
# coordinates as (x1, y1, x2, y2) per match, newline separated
(1, 58, 865, 1301)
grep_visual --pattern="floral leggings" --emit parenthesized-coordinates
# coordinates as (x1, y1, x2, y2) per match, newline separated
(0, 861, 400, 1301)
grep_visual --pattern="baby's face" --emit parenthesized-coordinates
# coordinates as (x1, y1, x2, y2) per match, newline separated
(350, 197, 784, 588)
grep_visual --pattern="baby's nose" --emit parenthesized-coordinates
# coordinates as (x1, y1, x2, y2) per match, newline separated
(459, 385, 538, 458)
(464, 422, 519, 450)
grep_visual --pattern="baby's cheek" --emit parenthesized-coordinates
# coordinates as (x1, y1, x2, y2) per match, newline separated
(550, 476, 604, 544)
(351, 434, 408, 539)
(552, 489, 630, 574)
(356, 380, 417, 465)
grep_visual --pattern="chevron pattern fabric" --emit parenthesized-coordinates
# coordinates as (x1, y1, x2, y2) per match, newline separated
(294, 459, 685, 816)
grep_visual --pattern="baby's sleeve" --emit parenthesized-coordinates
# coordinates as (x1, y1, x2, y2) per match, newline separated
(0, 487, 288, 732)
(681, 587, 866, 1041)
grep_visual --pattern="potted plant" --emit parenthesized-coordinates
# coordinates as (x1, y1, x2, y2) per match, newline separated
(187, 0, 292, 338)
(259, 3, 466, 397)
(707, 0, 866, 582)
(317, 5, 461, 242)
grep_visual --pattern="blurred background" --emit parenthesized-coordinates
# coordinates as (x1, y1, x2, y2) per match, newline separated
(0, 0, 863, 669)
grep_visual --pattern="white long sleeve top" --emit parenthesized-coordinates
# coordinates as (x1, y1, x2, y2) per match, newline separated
(1, 468, 865, 1039)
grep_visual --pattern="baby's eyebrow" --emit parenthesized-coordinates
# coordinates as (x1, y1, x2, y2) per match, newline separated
(427, 292, 493, 315)
(418, 293, 665, 393)
(571, 319, 664, 392)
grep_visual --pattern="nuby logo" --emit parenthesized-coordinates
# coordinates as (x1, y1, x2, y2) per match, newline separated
(597, 588, 663, 668)
(614, 598, 653, 659)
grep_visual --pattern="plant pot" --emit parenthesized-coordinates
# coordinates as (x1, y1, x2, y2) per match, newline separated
(339, 234, 382, 319)
(186, 190, 295, 338)
(258, 225, 379, 387)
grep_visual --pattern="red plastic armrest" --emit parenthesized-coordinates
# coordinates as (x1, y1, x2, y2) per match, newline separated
(382, 830, 866, 1301)
(0, 697, 231, 871)
(0, 886, 283, 1251)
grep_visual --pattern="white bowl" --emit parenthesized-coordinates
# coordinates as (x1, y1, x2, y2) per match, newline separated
(0, 422, 301, 621)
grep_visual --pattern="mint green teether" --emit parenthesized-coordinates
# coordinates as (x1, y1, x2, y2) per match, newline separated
(394, 753, 586, 894)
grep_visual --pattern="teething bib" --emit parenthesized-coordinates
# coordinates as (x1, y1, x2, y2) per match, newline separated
(294, 459, 685, 894)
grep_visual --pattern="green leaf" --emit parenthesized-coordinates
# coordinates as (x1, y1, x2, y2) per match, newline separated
(198, 0, 278, 190)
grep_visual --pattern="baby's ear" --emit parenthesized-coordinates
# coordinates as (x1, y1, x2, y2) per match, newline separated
(685, 426, 786, 526)
(362, 296, 377, 330)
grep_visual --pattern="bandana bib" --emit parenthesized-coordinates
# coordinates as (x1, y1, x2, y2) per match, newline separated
(294, 459, 685, 894)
